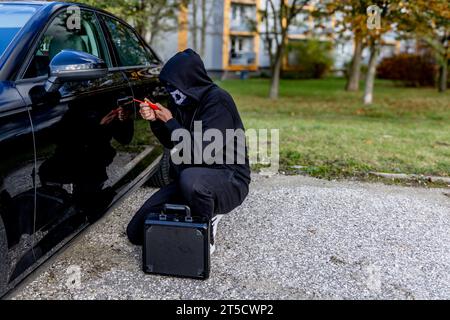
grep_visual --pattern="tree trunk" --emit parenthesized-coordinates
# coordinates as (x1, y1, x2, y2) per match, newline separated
(200, 0, 207, 57)
(363, 44, 380, 105)
(192, 0, 198, 52)
(438, 58, 448, 93)
(148, 24, 157, 45)
(438, 32, 449, 93)
(137, 0, 146, 39)
(346, 34, 363, 92)
(270, 49, 283, 100)
(136, 22, 146, 40)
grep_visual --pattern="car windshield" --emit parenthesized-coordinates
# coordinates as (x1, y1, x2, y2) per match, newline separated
(0, 4, 38, 58)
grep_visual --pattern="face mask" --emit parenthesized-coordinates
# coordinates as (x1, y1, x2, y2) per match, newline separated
(166, 85, 192, 107)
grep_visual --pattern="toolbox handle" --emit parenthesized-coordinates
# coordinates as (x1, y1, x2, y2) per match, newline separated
(163, 204, 193, 222)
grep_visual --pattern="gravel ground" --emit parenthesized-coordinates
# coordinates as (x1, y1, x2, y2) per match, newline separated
(11, 174, 450, 300)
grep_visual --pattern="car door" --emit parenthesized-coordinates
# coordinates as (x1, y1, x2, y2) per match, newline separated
(100, 14, 166, 104)
(0, 81, 36, 293)
(13, 8, 135, 271)
(99, 14, 170, 186)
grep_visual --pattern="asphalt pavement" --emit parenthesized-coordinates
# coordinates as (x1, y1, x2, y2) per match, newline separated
(11, 174, 450, 300)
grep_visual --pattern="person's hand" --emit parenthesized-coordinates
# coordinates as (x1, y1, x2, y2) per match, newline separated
(154, 104, 173, 123)
(139, 103, 156, 122)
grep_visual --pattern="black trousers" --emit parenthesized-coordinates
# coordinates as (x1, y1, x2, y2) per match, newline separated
(127, 167, 249, 245)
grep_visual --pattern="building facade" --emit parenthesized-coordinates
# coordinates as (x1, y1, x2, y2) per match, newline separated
(153, 0, 404, 77)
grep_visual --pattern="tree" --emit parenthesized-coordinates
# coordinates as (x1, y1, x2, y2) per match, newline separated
(200, 0, 207, 57)
(320, 0, 389, 102)
(189, 0, 219, 57)
(191, 0, 198, 53)
(397, 0, 450, 92)
(68, 0, 182, 45)
(261, 0, 311, 100)
(363, 39, 381, 105)
(362, 0, 449, 103)
(362, 1, 405, 105)
(346, 30, 364, 91)
(436, 32, 449, 92)
(324, 0, 372, 92)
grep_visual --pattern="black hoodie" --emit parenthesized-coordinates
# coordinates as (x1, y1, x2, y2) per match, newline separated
(151, 49, 251, 185)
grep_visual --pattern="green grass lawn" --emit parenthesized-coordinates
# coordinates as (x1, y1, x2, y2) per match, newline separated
(218, 78, 450, 180)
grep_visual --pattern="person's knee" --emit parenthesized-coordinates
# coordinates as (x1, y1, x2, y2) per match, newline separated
(179, 169, 204, 201)
(179, 169, 214, 216)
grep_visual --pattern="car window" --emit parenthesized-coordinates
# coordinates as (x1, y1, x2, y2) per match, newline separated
(0, 4, 38, 59)
(103, 16, 156, 67)
(24, 9, 110, 79)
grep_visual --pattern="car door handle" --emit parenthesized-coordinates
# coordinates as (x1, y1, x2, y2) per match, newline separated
(117, 96, 134, 108)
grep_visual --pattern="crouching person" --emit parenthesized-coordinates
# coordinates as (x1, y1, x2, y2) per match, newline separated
(126, 49, 251, 253)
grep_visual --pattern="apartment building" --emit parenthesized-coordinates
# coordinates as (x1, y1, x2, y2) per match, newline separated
(153, 0, 403, 77)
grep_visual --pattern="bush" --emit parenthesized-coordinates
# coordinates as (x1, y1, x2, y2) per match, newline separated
(283, 39, 334, 79)
(377, 53, 436, 87)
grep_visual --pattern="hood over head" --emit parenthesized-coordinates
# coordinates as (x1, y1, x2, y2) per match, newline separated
(159, 49, 215, 103)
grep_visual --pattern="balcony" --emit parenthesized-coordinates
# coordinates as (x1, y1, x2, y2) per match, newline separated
(230, 19, 255, 33)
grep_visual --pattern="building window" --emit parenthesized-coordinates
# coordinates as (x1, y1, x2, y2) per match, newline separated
(230, 3, 256, 32)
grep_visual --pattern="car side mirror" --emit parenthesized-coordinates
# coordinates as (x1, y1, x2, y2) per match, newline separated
(45, 50, 108, 93)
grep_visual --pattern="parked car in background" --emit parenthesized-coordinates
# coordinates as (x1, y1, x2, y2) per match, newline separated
(0, 1, 170, 297)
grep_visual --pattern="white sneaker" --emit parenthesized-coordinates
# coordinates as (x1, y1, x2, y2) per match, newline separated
(210, 215, 224, 255)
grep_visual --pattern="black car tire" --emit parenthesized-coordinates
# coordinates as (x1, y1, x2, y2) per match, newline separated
(146, 149, 172, 188)
(0, 215, 9, 293)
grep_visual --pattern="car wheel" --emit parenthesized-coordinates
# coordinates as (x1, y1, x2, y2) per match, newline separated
(146, 149, 172, 188)
(0, 215, 9, 294)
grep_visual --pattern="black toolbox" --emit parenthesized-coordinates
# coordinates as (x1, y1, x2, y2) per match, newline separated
(143, 204, 210, 280)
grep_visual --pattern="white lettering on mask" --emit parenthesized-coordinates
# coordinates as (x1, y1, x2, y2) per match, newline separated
(170, 89, 187, 105)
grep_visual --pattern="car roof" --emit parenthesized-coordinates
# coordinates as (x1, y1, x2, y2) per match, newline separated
(1, 1, 123, 20)
(1, 1, 52, 6)
(0, 1, 96, 10)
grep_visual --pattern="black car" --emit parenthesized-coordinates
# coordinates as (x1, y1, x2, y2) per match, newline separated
(0, 1, 171, 297)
